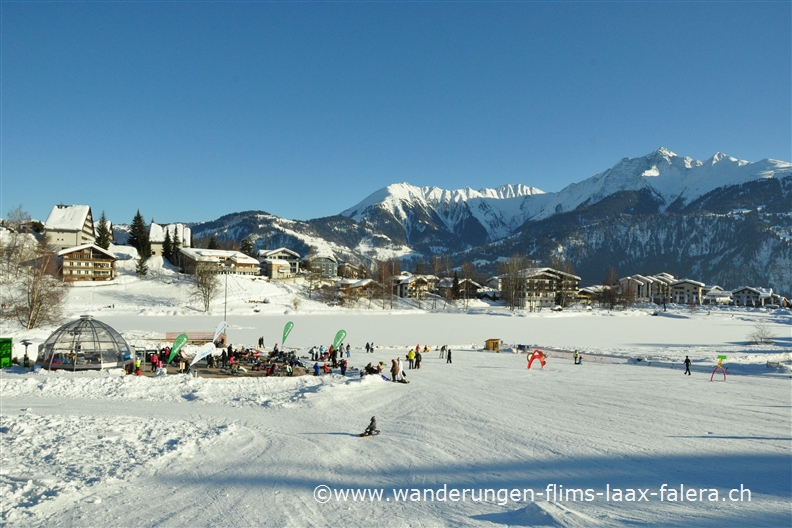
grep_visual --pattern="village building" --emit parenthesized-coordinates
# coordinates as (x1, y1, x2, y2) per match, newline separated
(436, 277, 482, 299)
(258, 248, 301, 276)
(179, 248, 259, 276)
(390, 272, 439, 299)
(338, 261, 367, 279)
(705, 288, 733, 305)
(261, 259, 293, 280)
(149, 223, 191, 257)
(57, 244, 116, 282)
(731, 286, 777, 307)
(671, 279, 705, 304)
(44, 205, 95, 250)
(490, 267, 580, 308)
(303, 253, 338, 279)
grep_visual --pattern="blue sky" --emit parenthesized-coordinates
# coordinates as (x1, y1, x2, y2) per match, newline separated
(2, 1, 790, 225)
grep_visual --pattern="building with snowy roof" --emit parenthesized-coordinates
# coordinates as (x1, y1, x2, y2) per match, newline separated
(258, 248, 300, 276)
(44, 205, 95, 250)
(36, 315, 134, 371)
(731, 287, 777, 307)
(149, 223, 191, 257)
(57, 244, 116, 282)
(489, 267, 581, 308)
(303, 252, 338, 279)
(671, 279, 706, 304)
(179, 248, 260, 276)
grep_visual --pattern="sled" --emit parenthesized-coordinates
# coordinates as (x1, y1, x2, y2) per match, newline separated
(381, 375, 391, 381)
(360, 430, 381, 438)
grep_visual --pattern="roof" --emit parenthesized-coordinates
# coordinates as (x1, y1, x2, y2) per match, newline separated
(57, 244, 116, 259)
(512, 267, 582, 281)
(671, 279, 705, 287)
(180, 248, 259, 265)
(44, 205, 91, 231)
(304, 253, 337, 263)
(262, 259, 292, 266)
(149, 223, 191, 244)
(259, 247, 300, 259)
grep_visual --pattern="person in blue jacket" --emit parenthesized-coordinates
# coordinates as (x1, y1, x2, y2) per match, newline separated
(313, 362, 321, 376)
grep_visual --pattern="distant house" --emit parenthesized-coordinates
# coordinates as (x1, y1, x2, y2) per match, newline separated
(261, 259, 292, 280)
(303, 253, 338, 279)
(57, 244, 116, 282)
(671, 279, 705, 304)
(338, 261, 367, 280)
(149, 223, 191, 257)
(731, 286, 775, 307)
(336, 278, 381, 297)
(389, 272, 438, 299)
(179, 248, 259, 276)
(44, 205, 95, 250)
(491, 267, 580, 308)
(436, 277, 482, 299)
(258, 248, 301, 276)
(705, 289, 733, 305)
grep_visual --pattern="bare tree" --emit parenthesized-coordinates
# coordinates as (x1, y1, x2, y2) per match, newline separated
(460, 261, 477, 310)
(601, 266, 620, 310)
(748, 322, 774, 345)
(498, 253, 531, 311)
(6, 241, 68, 329)
(190, 263, 221, 312)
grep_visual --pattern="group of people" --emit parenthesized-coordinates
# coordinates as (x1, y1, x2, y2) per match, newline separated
(309, 343, 352, 367)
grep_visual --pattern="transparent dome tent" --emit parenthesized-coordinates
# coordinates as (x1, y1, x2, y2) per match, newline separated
(36, 315, 135, 371)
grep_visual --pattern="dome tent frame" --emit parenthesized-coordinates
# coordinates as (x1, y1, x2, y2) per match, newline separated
(36, 315, 135, 371)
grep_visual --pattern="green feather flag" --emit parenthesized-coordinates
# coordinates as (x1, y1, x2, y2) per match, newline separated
(282, 322, 294, 346)
(168, 334, 189, 364)
(333, 329, 346, 350)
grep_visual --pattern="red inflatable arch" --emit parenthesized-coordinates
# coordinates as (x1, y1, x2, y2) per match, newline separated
(527, 349, 547, 369)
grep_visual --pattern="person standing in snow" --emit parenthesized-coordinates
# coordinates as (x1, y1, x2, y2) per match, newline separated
(365, 342, 371, 353)
(684, 356, 692, 375)
(439, 345, 446, 359)
(407, 349, 415, 369)
(390, 359, 398, 382)
(446, 348, 452, 364)
(573, 350, 579, 365)
(415, 349, 422, 369)
(396, 358, 405, 382)
(346, 344, 351, 358)
(341, 359, 348, 376)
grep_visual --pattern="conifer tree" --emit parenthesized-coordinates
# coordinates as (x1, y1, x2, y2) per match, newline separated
(162, 229, 173, 263)
(95, 211, 112, 250)
(207, 234, 220, 250)
(171, 227, 181, 267)
(127, 210, 151, 260)
(240, 238, 254, 256)
(135, 256, 149, 277)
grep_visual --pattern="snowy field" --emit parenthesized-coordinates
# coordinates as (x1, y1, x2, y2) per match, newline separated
(1, 266, 791, 527)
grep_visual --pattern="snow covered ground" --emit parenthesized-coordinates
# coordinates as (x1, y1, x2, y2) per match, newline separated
(1, 265, 790, 526)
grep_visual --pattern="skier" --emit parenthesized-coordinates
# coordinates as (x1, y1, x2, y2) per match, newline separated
(362, 416, 378, 437)
(684, 356, 692, 376)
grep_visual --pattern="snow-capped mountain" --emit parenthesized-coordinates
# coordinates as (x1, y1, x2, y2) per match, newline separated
(190, 148, 792, 294)
(341, 148, 791, 248)
(342, 183, 545, 245)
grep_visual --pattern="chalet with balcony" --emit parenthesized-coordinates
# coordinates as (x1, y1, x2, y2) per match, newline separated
(57, 244, 116, 282)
